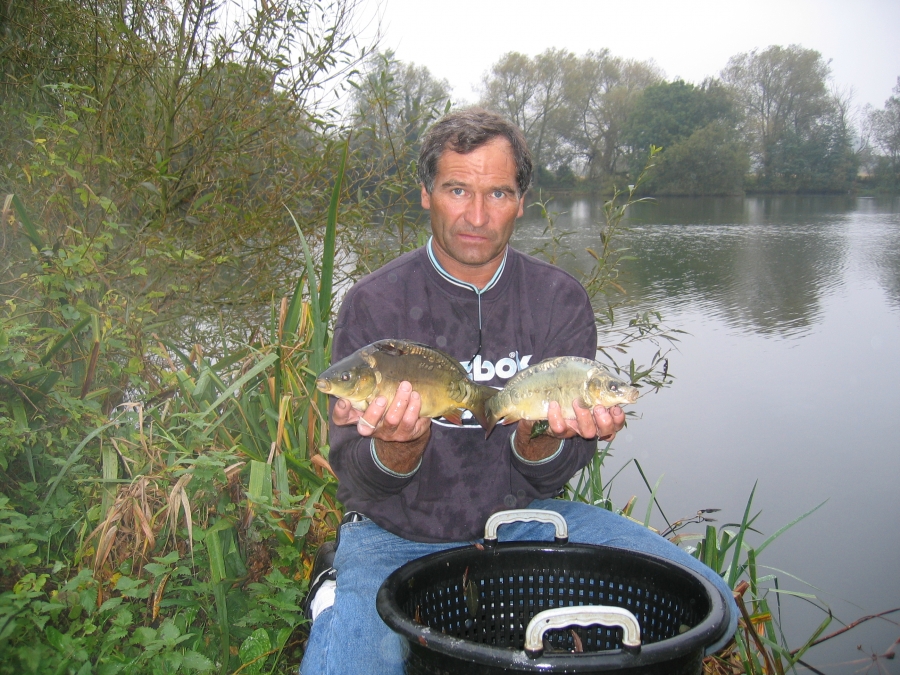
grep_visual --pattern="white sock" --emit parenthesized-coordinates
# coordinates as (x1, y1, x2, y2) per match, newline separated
(309, 579, 336, 621)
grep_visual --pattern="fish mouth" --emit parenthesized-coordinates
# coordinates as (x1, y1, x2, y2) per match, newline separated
(626, 389, 639, 403)
(315, 379, 330, 393)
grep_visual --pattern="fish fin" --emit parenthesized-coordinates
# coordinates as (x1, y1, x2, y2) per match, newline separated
(375, 338, 433, 357)
(483, 414, 521, 439)
(443, 409, 464, 426)
(469, 386, 497, 435)
(374, 339, 405, 356)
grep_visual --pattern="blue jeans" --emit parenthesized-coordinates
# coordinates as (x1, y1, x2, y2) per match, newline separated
(300, 499, 737, 674)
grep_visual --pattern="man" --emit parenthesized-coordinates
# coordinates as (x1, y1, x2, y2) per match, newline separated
(300, 108, 736, 674)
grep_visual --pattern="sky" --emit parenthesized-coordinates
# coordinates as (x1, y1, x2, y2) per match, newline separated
(355, 0, 900, 113)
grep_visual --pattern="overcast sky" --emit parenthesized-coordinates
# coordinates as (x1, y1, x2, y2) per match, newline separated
(356, 0, 899, 112)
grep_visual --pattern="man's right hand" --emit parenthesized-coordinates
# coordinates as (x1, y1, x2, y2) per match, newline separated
(331, 381, 431, 474)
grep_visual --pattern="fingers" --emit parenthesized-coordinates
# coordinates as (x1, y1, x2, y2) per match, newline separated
(383, 381, 419, 428)
(351, 382, 429, 442)
(355, 395, 387, 437)
(332, 398, 361, 426)
(546, 402, 577, 439)
(379, 382, 430, 442)
(572, 400, 598, 438)
(593, 405, 625, 441)
(546, 401, 627, 441)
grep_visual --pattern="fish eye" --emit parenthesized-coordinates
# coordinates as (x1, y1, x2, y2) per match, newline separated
(609, 383, 618, 391)
(340, 371, 351, 381)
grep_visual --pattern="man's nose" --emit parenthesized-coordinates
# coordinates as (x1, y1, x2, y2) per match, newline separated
(465, 194, 490, 227)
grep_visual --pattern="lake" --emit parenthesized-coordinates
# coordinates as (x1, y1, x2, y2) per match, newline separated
(513, 194, 900, 674)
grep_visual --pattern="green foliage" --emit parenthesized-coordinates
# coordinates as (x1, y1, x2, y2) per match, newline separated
(477, 47, 888, 194)
(625, 80, 737, 154)
(1, 0, 370, 347)
(649, 122, 750, 196)
(623, 81, 748, 195)
(1, 149, 344, 673)
(682, 486, 832, 674)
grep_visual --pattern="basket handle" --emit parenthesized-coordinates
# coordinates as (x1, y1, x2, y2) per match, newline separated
(483, 509, 568, 545)
(523, 605, 642, 658)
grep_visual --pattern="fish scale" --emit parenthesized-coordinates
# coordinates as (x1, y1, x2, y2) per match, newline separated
(316, 339, 496, 429)
(484, 356, 640, 438)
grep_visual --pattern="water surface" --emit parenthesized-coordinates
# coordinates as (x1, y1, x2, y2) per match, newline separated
(514, 195, 900, 673)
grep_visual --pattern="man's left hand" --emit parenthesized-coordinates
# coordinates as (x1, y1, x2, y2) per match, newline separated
(512, 401, 625, 463)
(544, 400, 625, 442)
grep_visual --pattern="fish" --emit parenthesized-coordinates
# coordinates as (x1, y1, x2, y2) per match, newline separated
(484, 356, 639, 437)
(315, 339, 496, 429)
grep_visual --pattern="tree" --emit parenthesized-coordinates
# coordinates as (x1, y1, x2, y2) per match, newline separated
(624, 80, 735, 152)
(350, 51, 452, 192)
(867, 77, 900, 189)
(565, 51, 664, 183)
(721, 44, 856, 191)
(622, 79, 747, 194)
(347, 51, 453, 261)
(479, 48, 580, 177)
(652, 122, 749, 195)
(1, 0, 372, 367)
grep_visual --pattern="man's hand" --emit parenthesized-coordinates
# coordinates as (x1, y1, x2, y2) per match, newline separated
(513, 400, 626, 463)
(331, 381, 431, 474)
(545, 400, 625, 442)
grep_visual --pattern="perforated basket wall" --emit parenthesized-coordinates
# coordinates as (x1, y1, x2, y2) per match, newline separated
(377, 543, 729, 674)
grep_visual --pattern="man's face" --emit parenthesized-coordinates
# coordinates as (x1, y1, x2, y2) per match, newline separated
(421, 137, 524, 287)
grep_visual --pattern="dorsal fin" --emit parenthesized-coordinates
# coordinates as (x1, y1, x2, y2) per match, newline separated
(373, 339, 433, 358)
(373, 340, 406, 357)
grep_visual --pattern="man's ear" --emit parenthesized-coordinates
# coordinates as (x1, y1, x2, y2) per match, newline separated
(420, 184, 430, 209)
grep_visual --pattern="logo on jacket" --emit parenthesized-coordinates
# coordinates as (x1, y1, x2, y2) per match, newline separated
(436, 351, 532, 428)
(460, 352, 532, 382)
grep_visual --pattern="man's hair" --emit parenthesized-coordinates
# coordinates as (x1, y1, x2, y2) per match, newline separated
(417, 108, 533, 196)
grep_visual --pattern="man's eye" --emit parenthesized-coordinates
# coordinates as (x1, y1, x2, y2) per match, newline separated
(492, 190, 506, 199)
(451, 188, 465, 196)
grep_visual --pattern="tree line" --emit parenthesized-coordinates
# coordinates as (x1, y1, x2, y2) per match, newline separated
(351, 47, 900, 195)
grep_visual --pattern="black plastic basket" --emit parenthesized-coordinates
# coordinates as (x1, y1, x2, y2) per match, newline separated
(376, 510, 730, 674)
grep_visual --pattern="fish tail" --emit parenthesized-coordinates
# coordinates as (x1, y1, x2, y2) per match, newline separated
(469, 385, 498, 437)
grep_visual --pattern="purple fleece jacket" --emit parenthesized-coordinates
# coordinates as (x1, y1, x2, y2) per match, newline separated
(327, 242, 598, 542)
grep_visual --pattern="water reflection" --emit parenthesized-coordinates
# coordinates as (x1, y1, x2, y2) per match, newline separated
(514, 196, 900, 338)
(853, 199, 900, 313)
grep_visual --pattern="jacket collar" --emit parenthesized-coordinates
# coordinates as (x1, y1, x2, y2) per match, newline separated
(425, 236, 508, 296)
